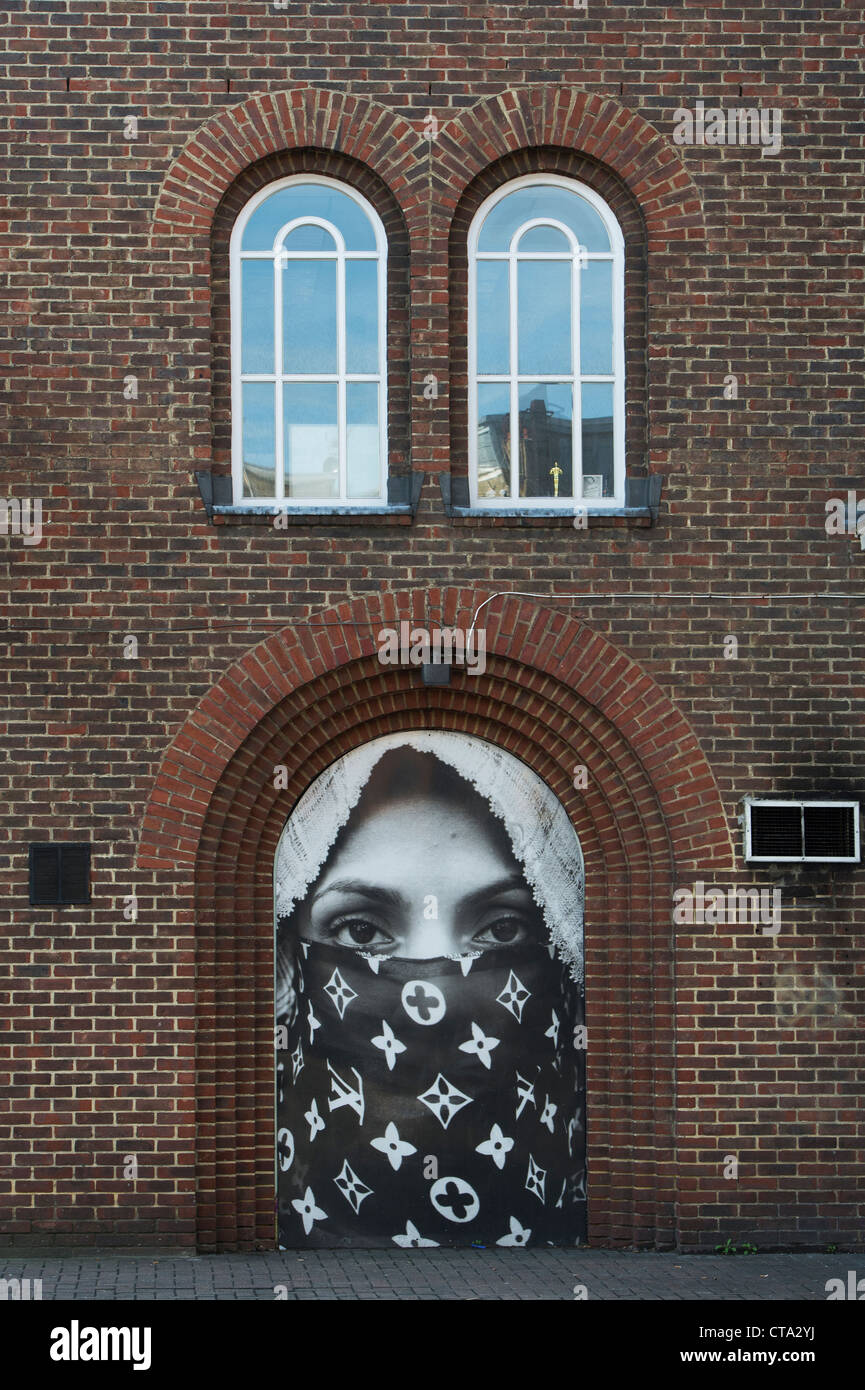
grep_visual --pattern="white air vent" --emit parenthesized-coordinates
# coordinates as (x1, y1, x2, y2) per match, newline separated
(744, 800, 860, 863)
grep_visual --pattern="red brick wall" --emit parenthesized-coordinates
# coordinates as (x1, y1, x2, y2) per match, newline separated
(2, 2, 862, 1252)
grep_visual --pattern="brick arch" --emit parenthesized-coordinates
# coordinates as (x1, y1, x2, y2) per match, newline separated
(433, 86, 705, 245)
(135, 591, 730, 1252)
(138, 590, 728, 876)
(150, 84, 703, 252)
(149, 86, 426, 246)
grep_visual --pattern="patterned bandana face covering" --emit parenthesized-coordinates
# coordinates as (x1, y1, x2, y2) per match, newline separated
(277, 939, 586, 1249)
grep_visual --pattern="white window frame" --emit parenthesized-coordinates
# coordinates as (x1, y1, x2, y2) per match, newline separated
(744, 798, 861, 864)
(468, 173, 626, 510)
(230, 174, 388, 508)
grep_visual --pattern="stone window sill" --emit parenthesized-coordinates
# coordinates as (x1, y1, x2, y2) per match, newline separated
(212, 504, 412, 526)
(439, 473, 662, 525)
(449, 506, 653, 526)
(196, 470, 422, 524)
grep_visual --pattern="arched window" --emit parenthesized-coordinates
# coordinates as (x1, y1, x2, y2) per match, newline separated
(468, 174, 625, 509)
(231, 176, 387, 507)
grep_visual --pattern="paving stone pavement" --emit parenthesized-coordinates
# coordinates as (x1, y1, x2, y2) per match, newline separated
(0, 1250, 849, 1300)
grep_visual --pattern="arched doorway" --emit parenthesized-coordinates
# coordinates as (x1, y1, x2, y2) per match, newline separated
(274, 731, 586, 1248)
(134, 588, 732, 1251)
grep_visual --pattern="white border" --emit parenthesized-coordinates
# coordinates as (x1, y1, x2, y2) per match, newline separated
(230, 174, 388, 508)
(744, 798, 861, 863)
(468, 173, 626, 510)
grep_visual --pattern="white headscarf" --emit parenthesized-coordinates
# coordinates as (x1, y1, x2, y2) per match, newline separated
(274, 732, 584, 983)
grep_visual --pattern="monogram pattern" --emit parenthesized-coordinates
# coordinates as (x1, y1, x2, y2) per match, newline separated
(277, 940, 586, 1248)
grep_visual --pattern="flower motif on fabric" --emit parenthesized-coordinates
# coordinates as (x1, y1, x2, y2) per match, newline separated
(458, 1021, 500, 1070)
(323, 967, 357, 1020)
(540, 1095, 558, 1132)
(545, 1010, 560, 1048)
(525, 1155, 546, 1204)
(475, 1123, 514, 1170)
(401, 979, 446, 1026)
(334, 1159, 373, 1214)
(304, 1098, 325, 1143)
(277, 1127, 294, 1172)
(291, 1038, 304, 1083)
(291, 1186, 327, 1235)
(327, 1059, 365, 1123)
(370, 1121, 417, 1172)
(371, 1019, 407, 1072)
(430, 1176, 480, 1224)
(496, 1216, 532, 1247)
(393, 1220, 439, 1249)
(515, 1072, 536, 1119)
(307, 1001, 321, 1045)
(496, 971, 531, 1022)
(418, 1073, 473, 1129)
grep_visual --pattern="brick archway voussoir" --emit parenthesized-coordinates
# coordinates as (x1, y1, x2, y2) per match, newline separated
(150, 86, 424, 244)
(432, 86, 704, 245)
(136, 589, 732, 882)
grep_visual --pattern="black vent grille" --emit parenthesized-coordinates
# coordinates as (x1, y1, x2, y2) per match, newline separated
(749, 805, 802, 858)
(803, 805, 857, 859)
(29, 844, 91, 905)
(746, 802, 859, 862)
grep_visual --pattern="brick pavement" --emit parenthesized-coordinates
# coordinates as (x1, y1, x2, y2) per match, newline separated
(0, 1251, 849, 1301)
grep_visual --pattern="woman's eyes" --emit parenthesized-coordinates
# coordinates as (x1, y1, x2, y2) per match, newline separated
(316, 905, 540, 952)
(326, 916, 394, 950)
(472, 915, 534, 947)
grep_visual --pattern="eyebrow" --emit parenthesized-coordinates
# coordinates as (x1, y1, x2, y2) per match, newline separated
(458, 874, 533, 911)
(310, 880, 405, 909)
(311, 873, 531, 913)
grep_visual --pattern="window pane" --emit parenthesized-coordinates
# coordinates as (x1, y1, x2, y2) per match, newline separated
(345, 260, 379, 373)
(241, 382, 276, 498)
(283, 384, 338, 499)
(476, 260, 509, 375)
(478, 186, 610, 253)
(476, 382, 511, 498)
(282, 259, 337, 374)
(518, 261, 571, 375)
(517, 225, 571, 252)
(346, 383, 380, 498)
(580, 261, 613, 375)
(581, 383, 614, 499)
(281, 224, 337, 252)
(242, 183, 377, 251)
(241, 261, 274, 374)
(517, 383, 573, 499)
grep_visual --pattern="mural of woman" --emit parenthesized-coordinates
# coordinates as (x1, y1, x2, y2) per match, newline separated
(275, 732, 586, 1249)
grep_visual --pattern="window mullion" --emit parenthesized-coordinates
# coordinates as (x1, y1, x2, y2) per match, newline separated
(377, 252, 387, 504)
(573, 248, 582, 504)
(337, 247, 347, 502)
(509, 251, 518, 501)
(274, 251, 284, 503)
(613, 244, 625, 506)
